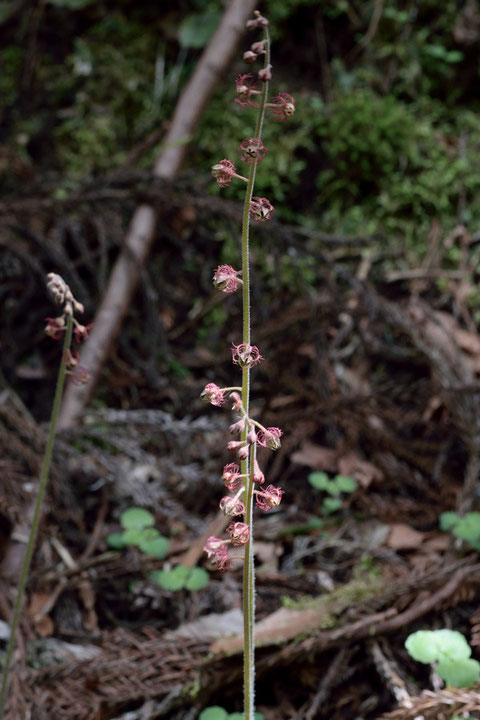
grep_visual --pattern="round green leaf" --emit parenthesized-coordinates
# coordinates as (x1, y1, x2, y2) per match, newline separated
(199, 707, 228, 720)
(405, 630, 439, 663)
(138, 535, 169, 559)
(439, 512, 459, 531)
(106, 531, 127, 549)
(185, 566, 209, 591)
(308, 472, 331, 491)
(450, 513, 480, 549)
(122, 528, 146, 545)
(437, 658, 480, 688)
(150, 565, 190, 591)
(434, 629, 471, 661)
(120, 507, 155, 530)
(228, 714, 243, 719)
(333, 475, 357, 493)
(322, 497, 343, 513)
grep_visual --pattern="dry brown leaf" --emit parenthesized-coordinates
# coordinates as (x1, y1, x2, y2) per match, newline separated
(337, 451, 383, 488)
(290, 441, 337, 470)
(387, 523, 425, 550)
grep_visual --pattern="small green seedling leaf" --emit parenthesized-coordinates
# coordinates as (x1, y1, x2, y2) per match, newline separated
(199, 707, 228, 720)
(150, 564, 190, 591)
(185, 566, 209, 591)
(439, 512, 459, 531)
(450, 513, 480, 550)
(322, 497, 343, 514)
(434, 629, 471, 661)
(436, 658, 480, 688)
(228, 714, 264, 720)
(120, 507, 155, 530)
(405, 630, 439, 663)
(106, 531, 127, 549)
(138, 535, 169, 559)
(308, 472, 331, 491)
(123, 528, 148, 545)
(333, 475, 357, 493)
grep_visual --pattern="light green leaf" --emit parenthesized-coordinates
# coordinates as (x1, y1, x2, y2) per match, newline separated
(120, 507, 155, 530)
(405, 630, 439, 663)
(185, 566, 209, 591)
(308, 472, 332, 491)
(333, 475, 357, 493)
(322, 497, 343, 514)
(106, 531, 126, 549)
(138, 535, 169, 559)
(434, 629, 471, 661)
(437, 658, 480, 688)
(439, 512, 459, 531)
(122, 528, 147, 545)
(150, 565, 190, 591)
(198, 707, 228, 720)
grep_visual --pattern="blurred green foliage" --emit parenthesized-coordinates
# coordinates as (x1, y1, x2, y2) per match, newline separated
(1, 0, 480, 254)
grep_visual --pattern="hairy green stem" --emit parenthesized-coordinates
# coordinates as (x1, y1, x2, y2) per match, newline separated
(241, 26, 270, 720)
(0, 315, 73, 718)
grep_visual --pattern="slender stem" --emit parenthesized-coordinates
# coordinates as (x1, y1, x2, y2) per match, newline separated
(0, 316, 73, 719)
(241, 25, 270, 720)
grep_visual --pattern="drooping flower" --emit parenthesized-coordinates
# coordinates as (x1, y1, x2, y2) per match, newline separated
(257, 426, 283, 450)
(257, 64, 272, 82)
(253, 459, 265, 484)
(230, 392, 243, 411)
(222, 463, 243, 491)
(204, 536, 232, 572)
(226, 521, 250, 545)
(269, 92, 295, 121)
(45, 316, 65, 339)
(211, 159, 237, 187)
(255, 485, 284, 511)
(232, 343, 263, 368)
(73, 320, 93, 342)
(229, 417, 247, 435)
(220, 495, 246, 516)
(235, 74, 260, 108)
(227, 440, 249, 460)
(213, 265, 242, 293)
(246, 11, 269, 30)
(249, 197, 275, 222)
(239, 137, 268, 165)
(201, 382, 225, 407)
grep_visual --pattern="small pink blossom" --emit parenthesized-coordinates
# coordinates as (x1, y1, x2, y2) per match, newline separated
(71, 365, 90, 385)
(232, 343, 263, 368)
(201, 382, 225, 407)
(253, 459, 265, 484)
(249, 197, 275, 222)
(64, 348, 79, 369)
(243, 50, 257, 64)
(73, 320, 93, 342)
(230, 392, 243, 411)
(220, 495, 245, 516)
(227, 440, 249, 460)
(211, 159, 237, 187)
(255, 485, 284, 511)
(246, 11, 269, 30)
(45, 316, 65, 339)
(239, 137, 268, 165)
(213, 265, 242, 293)
(269, 92, 295, 121)
(227, 521, 250, 545)
(257, 426, 283, 450)
(230, 418, 246, 435)
(251, 41, 266, 55)
(222, 463, 243, 491)
(235, 74, 260, 108)
(258, 64, 272, 82)
(204, 536, 232, 572)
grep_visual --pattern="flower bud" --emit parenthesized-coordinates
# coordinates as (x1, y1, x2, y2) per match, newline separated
(243, 50, 257, 64)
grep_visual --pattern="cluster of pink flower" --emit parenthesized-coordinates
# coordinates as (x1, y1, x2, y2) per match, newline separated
(202, 384, 284, 571)
(45, 272, 92, 385)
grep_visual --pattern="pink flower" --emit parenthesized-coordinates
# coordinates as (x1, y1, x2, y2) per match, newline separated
(246, 11, 269, 30)
(213, 265, 242, 293)
(269, 92, 295, 121)
(255, 485, 284, 511)
(204, 536, 232, 572)
(232, 343, 263, 368)
(249, 197, 275, 222)
(253, 459, 265, 484)
(239, 137, 268, 164)
(227, 440, 249, 460)
(230, 392, 243, 411)
(201, 383, 225, 407)
(73, 321, 93, 342)
(226, 521, 250, 545)
(229, 418, 246, 435)
(257, 64, 272, 82)
(243, 50, 257, 64)
(257, 426, 283, 450)
(235, 74, 260, 108)
(222, 463, 242, 491)
(211, 159, 237, 187)
(45, 316, 65, 339)
(71, 365, 90, 385)
(220, 496, 245, 516)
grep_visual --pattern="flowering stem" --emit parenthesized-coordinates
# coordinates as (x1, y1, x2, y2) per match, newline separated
(241, 26, 270, 720)
(0, 315, 73, 719)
